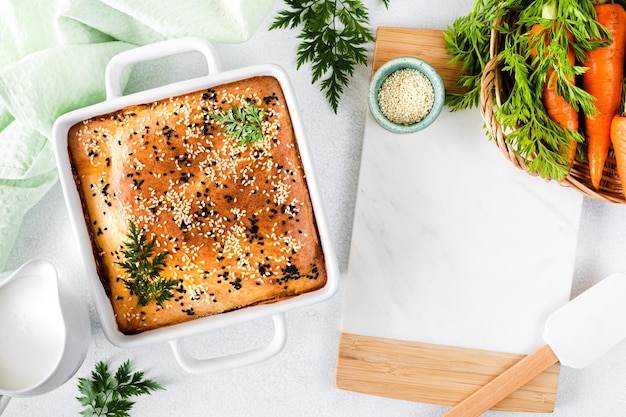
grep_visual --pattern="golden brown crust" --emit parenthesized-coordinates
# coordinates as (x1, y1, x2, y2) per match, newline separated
(68, 76, 327, 334)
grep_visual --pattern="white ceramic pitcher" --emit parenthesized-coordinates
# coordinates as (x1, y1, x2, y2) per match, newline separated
(0, 259, 91, 414)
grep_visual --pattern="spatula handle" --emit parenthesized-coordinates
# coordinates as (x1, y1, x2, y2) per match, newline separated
(443, 344, 558, 417)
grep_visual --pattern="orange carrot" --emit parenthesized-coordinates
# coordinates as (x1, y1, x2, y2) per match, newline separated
(582, 3, 626, 190)
(529, 23, 578, 166)
(610, 113, 626, 189)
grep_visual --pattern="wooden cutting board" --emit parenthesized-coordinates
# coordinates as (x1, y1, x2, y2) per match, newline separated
(335, 27, 582, 412)
(371, 27, 465, 94)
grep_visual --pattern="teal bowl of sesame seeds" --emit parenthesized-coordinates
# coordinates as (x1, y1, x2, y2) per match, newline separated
(369, 56, 445, 134)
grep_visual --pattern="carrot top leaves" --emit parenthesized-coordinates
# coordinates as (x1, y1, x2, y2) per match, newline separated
(270, 0, 387, 113)
(444, 0, 523, 111)
(445, 0, 612, 180)
(77, 359, 164, 417)
(207, 102, 266, 147)
(116, 220, 176, 307)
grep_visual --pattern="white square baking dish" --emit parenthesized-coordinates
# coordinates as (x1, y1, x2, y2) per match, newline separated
(51, 37, 338, 373)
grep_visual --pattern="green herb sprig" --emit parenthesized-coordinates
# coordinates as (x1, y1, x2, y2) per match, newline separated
(77, 360, 163, 417)
(444, 0, 611, 180)
(443, 0, 523, 111)
(116, 220, 176, 307)
(270, 0, 389, 113)
(207, 101, 266, 147)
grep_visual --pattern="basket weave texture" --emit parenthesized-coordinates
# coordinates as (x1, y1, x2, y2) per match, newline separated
(479, 14, 626, 203)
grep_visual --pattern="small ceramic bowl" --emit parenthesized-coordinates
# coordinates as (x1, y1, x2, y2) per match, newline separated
(369, 56, 445, 134)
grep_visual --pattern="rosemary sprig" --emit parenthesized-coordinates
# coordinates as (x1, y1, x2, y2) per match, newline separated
(270, 0, 388, 113)
(207, 101, 266, 147)
(77, 360, 163, 417)
(116, 220, 176, 307)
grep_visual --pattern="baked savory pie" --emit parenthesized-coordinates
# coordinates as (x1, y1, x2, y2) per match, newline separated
(68, 76, 327, 334)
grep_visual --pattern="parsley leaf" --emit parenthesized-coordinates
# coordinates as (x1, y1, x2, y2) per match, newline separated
(116, 220, 176, 307)
(76, 360, 163, 417)
(270, 0, 388, 113)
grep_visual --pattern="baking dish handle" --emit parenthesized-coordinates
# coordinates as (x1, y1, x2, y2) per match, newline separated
(169, 313, 287, 374)
(105, 37, 221, 99)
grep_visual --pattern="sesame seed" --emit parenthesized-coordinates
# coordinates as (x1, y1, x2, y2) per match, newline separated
(377, 68, 434, 125)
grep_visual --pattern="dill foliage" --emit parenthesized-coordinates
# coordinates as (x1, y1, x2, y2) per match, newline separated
(116, 220, 176, 307)
(270, 0, 390, 113)
(76, 360, 163, 417)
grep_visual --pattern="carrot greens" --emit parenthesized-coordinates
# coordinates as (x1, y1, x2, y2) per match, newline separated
(116, 220, 175, 307)
(207, 102, 266, 147)
(270, 0, 389, 113)
(76, 360, 163, 417)
(443, 0, 523, 111)
(444, 0, 611, 180)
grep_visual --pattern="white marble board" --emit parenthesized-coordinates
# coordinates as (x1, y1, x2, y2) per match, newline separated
(342, 107, 582, 356)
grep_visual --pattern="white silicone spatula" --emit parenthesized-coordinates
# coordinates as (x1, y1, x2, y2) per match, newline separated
(443, 272, 626, 417)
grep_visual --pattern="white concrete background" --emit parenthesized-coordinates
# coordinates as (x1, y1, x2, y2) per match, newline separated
(5, 1, 626, 416)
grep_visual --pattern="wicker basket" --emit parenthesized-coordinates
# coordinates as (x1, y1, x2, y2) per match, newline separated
(479, 14, 626, 203)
